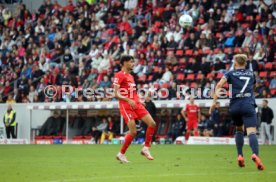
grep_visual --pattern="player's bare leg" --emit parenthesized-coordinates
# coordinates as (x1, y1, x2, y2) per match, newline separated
(116, 120, 136, 163)
(140, 114, 156, 160)
(235, 126, 245, 167)
(185, 129, 191, 142)
(247, 127, 265, 170)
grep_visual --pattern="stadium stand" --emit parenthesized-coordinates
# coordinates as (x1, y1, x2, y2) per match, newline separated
(0, 0, 275, 104)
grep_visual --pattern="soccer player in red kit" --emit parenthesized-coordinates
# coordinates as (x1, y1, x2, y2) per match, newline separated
(181, 97, 200, 142)
(113, 55, 156, 163)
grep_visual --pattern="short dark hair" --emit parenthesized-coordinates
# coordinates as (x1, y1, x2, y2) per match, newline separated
(120, 55, 133, 65)
(263, 99, 268, 104)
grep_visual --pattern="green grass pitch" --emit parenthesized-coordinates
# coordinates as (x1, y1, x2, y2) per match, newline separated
(0, 145, 275, 182)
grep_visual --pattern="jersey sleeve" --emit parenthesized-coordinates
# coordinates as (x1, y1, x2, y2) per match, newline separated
(113, 73, 124, 87)
(223, 71, 231, 83)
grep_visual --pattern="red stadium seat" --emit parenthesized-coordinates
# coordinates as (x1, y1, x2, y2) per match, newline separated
(259, 71, 267, 78)
(241, 23, 250, 28)
(153, 66, 160, 73)
(176, 73, 185, 81)
(225, 32, 231, 38)
(270, 89, 276, 96)
(246, 16, 253, 21)
(162, 83, 169, 88)
(84, 136, 92, 140)
(196, 73, 204, 80)
(154, 21, 161, 27)
(185, 49, 193, 56)
(179, 58, 186, 65)
(173, 66, 178, 72)
(224, 48, 231, 54)
(35, 136, 44, 139)
(234, 47, 241, 53)
(186, 74, 195, 80)
(138, 75, 146, 82)
(167, 50, 174, 56)
(204, 48, 211, 54)
(214, 48, 220, 54)
(44, 136, 53, 139)
(216, 73, 224, 79)
(190, 82, 197, 88)
(176, 49, 184, 56)
(148, 75, 153, 81)
(265, 63, 273, 70)
(207, 73, 215, 79)
(198, 49, 203, 55)
(73, 136, 84, 139)
(215, 33, 221, 38)
(153, 83, 159, 89)
(270, 71, 276, 78)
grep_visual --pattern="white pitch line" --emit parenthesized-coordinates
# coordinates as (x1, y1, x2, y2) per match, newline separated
(49, 171, 276, 182)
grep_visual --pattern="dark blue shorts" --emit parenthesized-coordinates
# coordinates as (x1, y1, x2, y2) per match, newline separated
(229, 100, 257, 128)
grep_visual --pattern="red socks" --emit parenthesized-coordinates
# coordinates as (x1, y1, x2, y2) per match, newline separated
(120, 133, 134, 154)
(185, 132, 190, 141)
(120, 126, 155, 154)
(145, 127, 155, 147)
(194, 130, 199, 136)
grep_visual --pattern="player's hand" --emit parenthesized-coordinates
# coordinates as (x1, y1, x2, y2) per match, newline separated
(128, 99, 136, 109)
(209, 102, 216, 114)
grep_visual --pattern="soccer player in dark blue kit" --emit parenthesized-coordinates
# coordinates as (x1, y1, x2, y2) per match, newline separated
(210, 54, 265, 170)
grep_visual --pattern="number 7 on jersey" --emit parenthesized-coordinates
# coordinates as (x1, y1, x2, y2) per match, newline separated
(239, 76, 250, 93)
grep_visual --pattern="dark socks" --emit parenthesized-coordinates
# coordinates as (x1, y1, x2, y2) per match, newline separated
(248, 132, 259, 156)
(235, 131, 244, 156)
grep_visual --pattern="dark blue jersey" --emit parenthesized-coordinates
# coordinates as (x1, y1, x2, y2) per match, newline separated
(223, 68, 255, 104)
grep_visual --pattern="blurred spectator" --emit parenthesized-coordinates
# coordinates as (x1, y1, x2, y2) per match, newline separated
(99, 75, 111, 88)
(167, 113, 185, 142)
(3, 104, 17, 139)
(100, 116, 116, 144)
(260, 100, 274, 145)
(6, 94, 15, 104)
(145, 95, 156, 119)
(92, 117, 108, 144)
(270, 75, 276, 89)
(209, 101, 222, 137)
(198, 114, 213, 137)
(135, 120, 146, 142)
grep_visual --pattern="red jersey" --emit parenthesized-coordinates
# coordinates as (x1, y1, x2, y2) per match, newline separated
(113, 71, 139, 104)
(185, 104, 200, 121)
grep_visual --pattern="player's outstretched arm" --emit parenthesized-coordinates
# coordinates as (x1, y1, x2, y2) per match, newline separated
(209, 78, 227, 114)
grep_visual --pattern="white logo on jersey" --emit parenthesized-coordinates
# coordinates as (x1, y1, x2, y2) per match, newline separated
(128, 83, 136, 87)
(114, 78, 119, 84)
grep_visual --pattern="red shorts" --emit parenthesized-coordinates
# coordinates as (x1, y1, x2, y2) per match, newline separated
(119, 102, 149, 123)
(187, 120, 198, 130)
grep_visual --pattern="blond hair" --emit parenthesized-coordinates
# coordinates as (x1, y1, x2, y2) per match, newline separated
(234, 54, 248, 66)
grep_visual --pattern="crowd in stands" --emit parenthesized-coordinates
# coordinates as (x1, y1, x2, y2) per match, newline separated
(0, 0, 276, 104)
